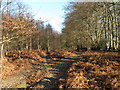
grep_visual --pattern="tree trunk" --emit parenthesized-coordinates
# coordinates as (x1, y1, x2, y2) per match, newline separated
(1, 44, 4, 60)
(114, 3, 119, 50)
(47, 38, 50, 52)
(29, 37, 32, 50)
(26, 43, 29, 50)
(0, 0, 4, 60)
(38, 35, 40, 49)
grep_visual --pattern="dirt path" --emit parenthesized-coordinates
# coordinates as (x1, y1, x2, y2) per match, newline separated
(37, 56, 80, 88)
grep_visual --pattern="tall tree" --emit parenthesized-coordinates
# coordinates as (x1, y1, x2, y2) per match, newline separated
(63, 1, 120, 51)
(45, 24, 53, 52)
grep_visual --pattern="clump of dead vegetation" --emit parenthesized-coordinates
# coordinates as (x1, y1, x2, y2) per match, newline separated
(60, 51, 120, 89)
(2, 50, 47, 80)
(49, 49, 77, 58)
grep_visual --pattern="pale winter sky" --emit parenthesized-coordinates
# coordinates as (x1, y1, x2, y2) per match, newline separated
(22, 0, 71, 33)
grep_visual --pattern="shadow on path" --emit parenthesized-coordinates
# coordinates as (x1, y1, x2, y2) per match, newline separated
(38, 56, 81, 88)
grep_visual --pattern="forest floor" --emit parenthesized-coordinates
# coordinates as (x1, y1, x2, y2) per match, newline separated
(1, 50, 120, 89)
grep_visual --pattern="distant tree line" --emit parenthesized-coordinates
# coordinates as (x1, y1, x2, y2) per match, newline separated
(62, 2, 120, 51)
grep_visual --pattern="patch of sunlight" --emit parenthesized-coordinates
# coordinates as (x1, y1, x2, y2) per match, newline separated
(42, 78, 51, 82)
(64, 58, 70, 60)
(15, 80, 27, 88)
(47, 73, 54, 77)
(40, 64, 51, 70)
